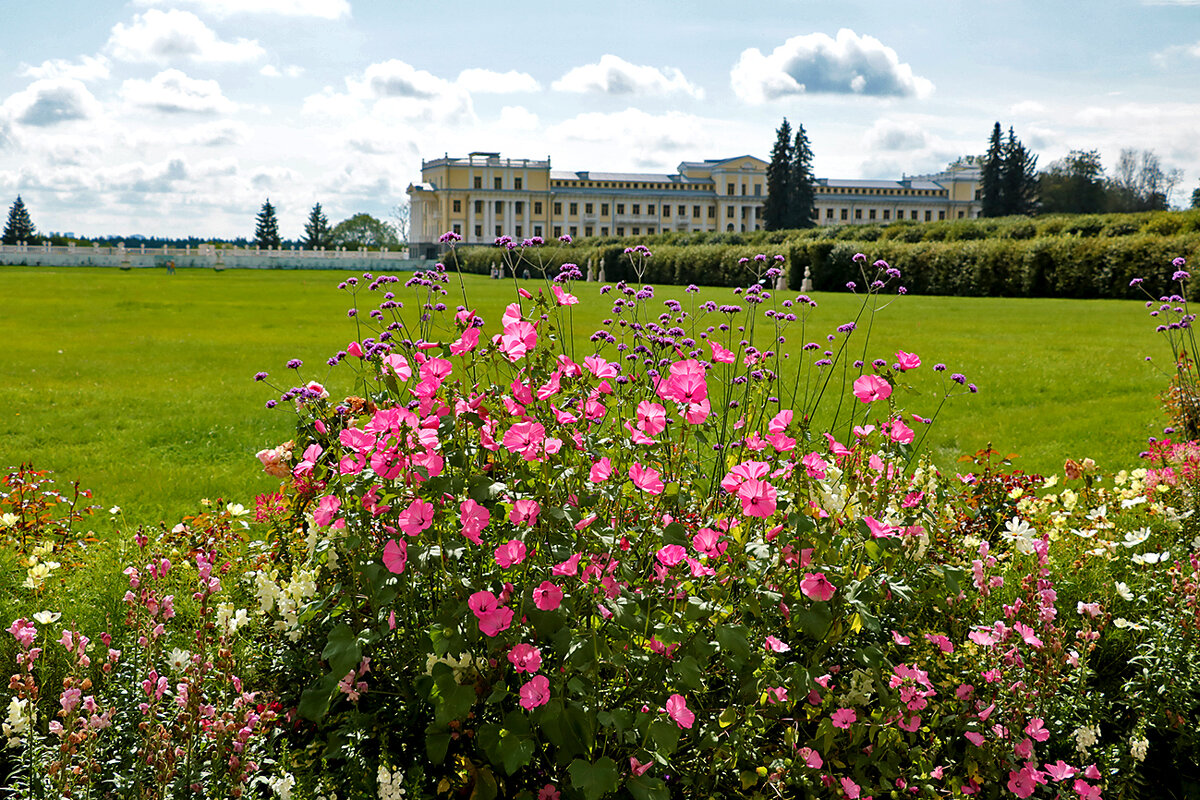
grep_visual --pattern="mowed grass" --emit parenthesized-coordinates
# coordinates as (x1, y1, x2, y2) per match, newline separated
(0, 265, 1167, 526)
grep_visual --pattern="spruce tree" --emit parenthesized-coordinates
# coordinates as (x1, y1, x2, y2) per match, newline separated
(1001, 127, 1039, 216)
(2, 195, 37, 245)
(303, 203, 331, 249)
(980, 122, 1004, 217)
(254, 198, 281, 249)
(787, 124, 817, 229)
(763, 118, 793, 231)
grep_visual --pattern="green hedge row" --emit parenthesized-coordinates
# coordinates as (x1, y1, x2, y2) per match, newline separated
(785, 233, 1200, 299)
(442, 215, 1200, 298)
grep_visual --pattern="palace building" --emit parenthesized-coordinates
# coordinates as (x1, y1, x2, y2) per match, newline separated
(406, 152, 982, 258)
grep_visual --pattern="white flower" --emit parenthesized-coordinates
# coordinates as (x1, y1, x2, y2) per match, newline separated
(1130, 736, 1150, 763)
(1120, 496, 1146, 509)
(1042, 475, 1059, 489)
(1004, 517, 1034, 538)
(166, 647, 191, 672)
(3, 696, 29, 748)
(1121, 528, 1151, 548)
(1113, 617, 1147, 631)
(1132, 551, 1169, 565)
(1115, 582, 1134, 601)
(108, 506, 121, 515)
(32, 611, 60, 625)
(267, 772, 296, 800)
(225, 502, 249, 518)
(1074, 724, 1100, 755)
(0, 512, 19, 529)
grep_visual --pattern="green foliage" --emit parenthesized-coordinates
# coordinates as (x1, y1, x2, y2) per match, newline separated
(2, 195, 37, 245)
(330, 213, 399, 249)
(303, 203, 331, 249)
(254, 198, 282, 249)
(763, 119, 792, 231)
(787, 124, 817, 229)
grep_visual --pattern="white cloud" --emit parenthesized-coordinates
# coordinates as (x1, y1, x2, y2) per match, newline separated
(731, 29, 934, 103)
(184, 120, 249, 146)
(863, 119, 929, 151)
(285, 65, 305, 78)
(552, 55, 704, 99)
(457, 68, 541, 94)
(260, 64, 281, 77)
(250, 166, 300, 190)
(121, 69, 237, 114)
(303, 60, 475, 125)
(133, 0, 351, 17)
(548, 108, 722, 168)
(498, 105, 539, 131)
(107, 10, 265, 64)
(20, 55, 111, 83)
(3, 79, 102, 128)
(1010, 100, 1047, 116)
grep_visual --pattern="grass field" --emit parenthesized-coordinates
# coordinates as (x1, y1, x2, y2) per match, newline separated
(0, 265, 1168, 525)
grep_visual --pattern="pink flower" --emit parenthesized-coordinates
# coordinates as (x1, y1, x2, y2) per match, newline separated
(382, 539, 407, 574)
(1044, 761, 1076, 782)
(887, 418, 915, 444)
(450, 327, 480, 355)
(510, 499, 541, 526)
(382, 353, 411, 380)
(852, 374, 892, 403)
(398, 498, 435, 536)
(552, 285, 578, 306)
(494, 540, 528, 569)
(589, 457, 612, 482)
(664, 694, 695, 729)
(656, 544, 687, 566)
(537, 785, 560, 800)
(892, 631, 911, 646)
(964, 731, 985, 746)
(502, 421, 546, 461)
(498, 320, 538, 362)
(630, 462, 665, 495)
(313, 494, 342, 528)
(863, 515, 898, 539)
(766, 686, 788, 704)
(708, 339, 737, 363)
(552, 553, 581, 576)
(507, 643, 542, 673)
(831, 708, 857, 729)
(460, 499, 489, 544)
(519, 675, 551, 710)
(800, 572, 837, 602)
(629, 757, 652, 776)
(1013, 621, 1043, 649)
(635, 401, 667, 437)
(798, 747, 823, 769)
(895, 351, 921, 371)
(1025, 717, 1050, 742)
(840, 777, 861, 799)
(737, 478, 777, 518)
(764, 635, 790, 652)
(924, 633, 954, 654)
(468, 590, 514, 637)
(533, 581, 563, 611)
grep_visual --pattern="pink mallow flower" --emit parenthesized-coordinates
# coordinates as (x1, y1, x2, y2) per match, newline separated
(533, 581, 563, 611)
(852, 373, 892, 403)
(519, 675, 551, 710)
(494, 540, 528, 569)
(831, 708, 857, 729)
(507, 643, 542, 673)
(800, 572, 837, 602)
(510, 499, 541, 526)
(664, 694, 695, 729)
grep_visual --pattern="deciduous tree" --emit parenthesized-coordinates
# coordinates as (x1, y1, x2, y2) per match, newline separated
(330, 213, 398, 249)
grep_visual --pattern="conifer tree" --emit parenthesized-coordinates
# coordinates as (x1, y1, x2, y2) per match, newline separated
(1001, 127, 1039, 216)
(2, 195, 37, 245)
(254, 198, 281, 249)
(980, 122, 1004, 217)
(787, 124, 817, 229)
(763, 119, 793, 230)
(303, 203, 331, 249)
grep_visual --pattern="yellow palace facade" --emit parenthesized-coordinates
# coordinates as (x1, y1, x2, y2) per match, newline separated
(407, 152, 982, 258)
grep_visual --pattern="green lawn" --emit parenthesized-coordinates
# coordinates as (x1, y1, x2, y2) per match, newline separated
(0, 265, 1167, 525)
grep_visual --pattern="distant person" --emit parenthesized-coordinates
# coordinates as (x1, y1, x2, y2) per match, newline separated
(522, 268, 531, 280)
(167, 260, 175, 275)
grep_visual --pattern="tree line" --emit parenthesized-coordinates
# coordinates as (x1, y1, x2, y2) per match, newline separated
(2, 196, 410, 249)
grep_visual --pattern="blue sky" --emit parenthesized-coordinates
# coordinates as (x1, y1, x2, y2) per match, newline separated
(1, 0, 1199, 237)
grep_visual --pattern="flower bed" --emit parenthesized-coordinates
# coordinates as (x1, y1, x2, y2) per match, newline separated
(3, 243, 1199, 799)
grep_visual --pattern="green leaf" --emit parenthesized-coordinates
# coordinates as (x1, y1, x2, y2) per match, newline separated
(715, 624, 751, 666)
(297, 681, 333, 722)
(672, 656, 703, 691)
(431, 664, 477, 724)
(425, 724, 451, 764)
(626, 774, 669, 800)
(322, 623, 361, 678)
(648, 717, 681, 756)
(795, 602, 833, 640)
(568, 757, 620, 800)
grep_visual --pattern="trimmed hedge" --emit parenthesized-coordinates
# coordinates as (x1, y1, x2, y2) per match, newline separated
(439, 210, 1200, 298)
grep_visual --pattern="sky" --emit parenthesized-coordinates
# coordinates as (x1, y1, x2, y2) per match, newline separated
(2, 0, 1199, 238)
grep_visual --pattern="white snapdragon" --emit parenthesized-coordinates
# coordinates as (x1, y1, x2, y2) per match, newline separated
(3, 697, 29, 748)
(1130, 736, 1149, 763)
(1074, 724, 1100, 756)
